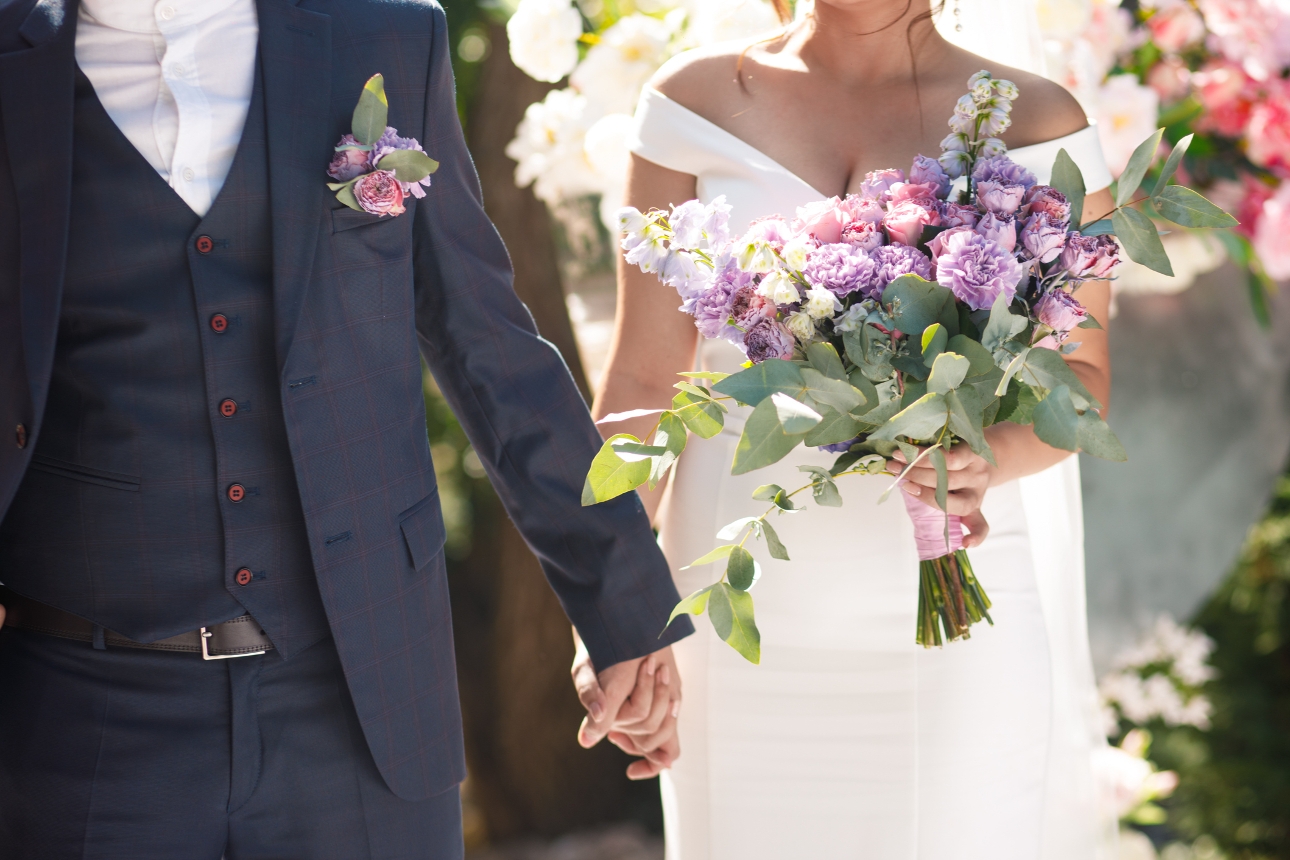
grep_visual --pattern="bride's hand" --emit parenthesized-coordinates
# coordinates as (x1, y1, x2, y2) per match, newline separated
(887, 445, 992, 548)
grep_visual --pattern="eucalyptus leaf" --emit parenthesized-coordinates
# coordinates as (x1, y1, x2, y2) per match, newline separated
(1020, 347, 1101, 410)
(802, 407, 863, 447)
(649, 411, 688, 489)
(947, 335, 995, 377)
(726, 546, 757, 591)
(1079, 219, 1115, 236)
(666, 585, 715, 627)
(927, 352, 970, 395)
(805, 342, 847, 380)
(981, 293, 1028, 354)
(921, 323, 948, 367)
(995, 347, 1031, 396)
(1050, 148, 1086, 227)
(760, 518, 790, 560)
(1077, 314, 1104, 330)
(673, 381, 713, 399)
(375, 148, 440, 183)
(946, 388, 994, 464)
(610, 440, 667, 458)
(1076, 410, 1128, 461)
(772, 392, 823, 435)
(335, 184, 363, 211)
(801, 368, 867, 413)
(713, 359, 806, 406)
(672, 390, 725, 439)
(1116, 128, 1165, 208)
(1032, 386, 1080, 452)
(708, 583, 761, 664)
(870, 392, 949, 443)
(351, 74, 389, 147)
(1154, 185, 1239, 229)
(993, 378, 1039, 425)
(846, 370, 880, 414)
(581, 434, 651, 505)
(678, 371, 731, 382)
(717, 517, 760, 541)
(814, 479, 843, 507)
(882, 276, 956, 338)
(732, 397, 809, 475)
(930, 446, 949, 515)
(752, 484, 785, 502)
(1151, 133, 1193, 197)
(682, 544, 736, 569)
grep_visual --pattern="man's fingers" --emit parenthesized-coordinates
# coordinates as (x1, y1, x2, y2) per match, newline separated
(625, 757, 666, 780)
(571, 661, 606, 723)
(0, 604, 5, 631)
(962, 509, 991, 548)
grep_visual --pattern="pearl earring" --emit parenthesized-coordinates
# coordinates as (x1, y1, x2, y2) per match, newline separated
(954, 0, 963, 31)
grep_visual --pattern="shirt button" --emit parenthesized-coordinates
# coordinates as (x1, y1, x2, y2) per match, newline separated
(195, 235, 213, 254)
(171, 64, 185, 76)
(210, 313, 228, 333)
(227, 484, 246, 503)
(219, 399, 238, 417)
(235, 567, 253, 586)
(182, 167, 196, 182)
(159, 5, 176, 19)
(15, 424, 26, 449)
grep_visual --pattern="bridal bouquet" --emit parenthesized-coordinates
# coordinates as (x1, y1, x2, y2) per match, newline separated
(583, 71, 1236, 662)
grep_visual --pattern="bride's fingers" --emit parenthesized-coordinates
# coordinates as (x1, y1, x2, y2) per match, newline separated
(962, 509, 991, 548)
(615, 657, 658, 728)
(621, 668, 671, 735)
(896, 465, 980, 492)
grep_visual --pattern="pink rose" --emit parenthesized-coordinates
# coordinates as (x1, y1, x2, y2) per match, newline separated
(883, 199, 942, 246)
(1035, 288, 1089, 335)
(841, 219, 885, 252)
(1033, 335, 1064, 351)
(1024, 185, 1071, 225)
(1059, 233, 1121, 280)
(939, 201, 980, 229)
(1194, 60, 1257, 138)
(861, 168, 906, 202)
(888, 182, 942, 205)
(975, 212, 1017, 252)
(796, 197, 849, 244)
(1020, 213, 1069, 263)
(927, 225, 975, 261)
(1247, 79, 1290, 176)
(353, 169, 406, 216)
(731, 284, 775, 328)
(840, 195, 886, 224)
(1147, 57, 1192, 103)
(1254, 182, 1290, 281)
(328, 134, 372, 182)
(976, 179, 1026, 216)
(1231, 176, 1275, 239)
(1146, 3, 1206, 53)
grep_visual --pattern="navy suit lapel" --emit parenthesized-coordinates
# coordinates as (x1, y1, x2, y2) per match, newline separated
(257, 0, 332, 371)
(0, 0, 76, 417)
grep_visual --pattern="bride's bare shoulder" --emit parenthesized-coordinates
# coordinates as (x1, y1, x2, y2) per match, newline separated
(648, 39, 772, 119)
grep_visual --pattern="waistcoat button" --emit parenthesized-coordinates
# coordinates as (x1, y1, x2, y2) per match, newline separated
(210, 314, 229, 333)
(227, 484, 246, 502)
(195, 235, 214, 254)
(219, 399, 238, 417)
(235, 567, 253, 586)
(15, 424, 26, 449)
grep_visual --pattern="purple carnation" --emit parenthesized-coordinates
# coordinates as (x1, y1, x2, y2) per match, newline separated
(870, 244, 934, 296)
(743, 320, 795, 363)
(328, 134, 371, 182)
(371, 127, 433, 198)
(934, 230, 1023, 310)
(971, 155, 1038, 191)
(687, 262, 749, 342)
(1020, 212, 1068, 263)
(803, 243, 878, 298)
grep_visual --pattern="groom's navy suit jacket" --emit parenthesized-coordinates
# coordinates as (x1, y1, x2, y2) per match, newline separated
(0, 0, 691, 800)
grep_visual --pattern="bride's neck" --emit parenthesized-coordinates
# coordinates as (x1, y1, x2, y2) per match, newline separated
(788, 0, 950, 88)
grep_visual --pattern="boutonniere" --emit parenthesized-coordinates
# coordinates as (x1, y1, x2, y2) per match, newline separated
(327, 74, 439, 217)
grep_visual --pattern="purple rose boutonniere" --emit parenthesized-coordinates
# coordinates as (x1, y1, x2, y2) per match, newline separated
(327, 74, 439, 217)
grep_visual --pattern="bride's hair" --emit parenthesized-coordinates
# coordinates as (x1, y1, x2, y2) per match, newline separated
(770, 0, 792, 20)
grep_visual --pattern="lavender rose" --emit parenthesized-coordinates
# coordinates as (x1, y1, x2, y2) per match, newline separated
(939, 201, 980, 229)
(861, 168, 906, 202)
(871, 244, 934, 295)
(976, 180, 1027, 217)
(1019, 212, 1068, 263)
(974, 212, 1017, 252)
(1024, 185, 1071, 225)
(1034, 288, 1088, 336)
(1059, 233, 1121, 280)
(883, 199, 942, 246)
(803, 243, 879, 297)
(743, 320, 795, 363)
(687, 277, 742, 343)
(971, 155, 1037, 191)
(353, 169, 406, 217)
(328, 134, 371, 182)
(909, 154, 952, 199)
(935, 230, 1023, 310)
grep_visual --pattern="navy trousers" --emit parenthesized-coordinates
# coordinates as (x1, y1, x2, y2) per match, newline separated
(0, 628, 464, 859)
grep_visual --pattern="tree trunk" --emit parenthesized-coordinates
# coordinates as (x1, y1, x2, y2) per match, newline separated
(448, 22, 653, 843)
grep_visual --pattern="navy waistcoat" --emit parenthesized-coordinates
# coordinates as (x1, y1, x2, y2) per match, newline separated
(0, 64, 329, 657)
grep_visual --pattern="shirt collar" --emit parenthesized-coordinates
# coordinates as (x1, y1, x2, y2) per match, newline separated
(80, 0, 245, 35)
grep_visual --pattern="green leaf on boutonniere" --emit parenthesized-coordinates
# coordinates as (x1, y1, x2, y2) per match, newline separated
(375, 148, 440, 183)
(352, 74, 389, 146)
(334, 182, 363, 212)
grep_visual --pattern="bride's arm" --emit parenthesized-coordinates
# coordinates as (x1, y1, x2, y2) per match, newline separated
(591, 153, 703, 524)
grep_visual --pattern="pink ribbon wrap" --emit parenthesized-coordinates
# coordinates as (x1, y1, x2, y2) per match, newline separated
(901, 489, 964, 561)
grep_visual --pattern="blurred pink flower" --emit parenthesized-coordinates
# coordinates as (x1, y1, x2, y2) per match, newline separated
(1247, 78, 1290, 176)
(1197, 0, 1290, 80)
(1147, 2, 1207, 52)
(1147, 56, 1192, 102)
(1193, 59, 1259, 137)
(1254, 182, 1290, 280)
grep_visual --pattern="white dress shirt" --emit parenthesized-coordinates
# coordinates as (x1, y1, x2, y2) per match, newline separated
(75, 0, 259, 216)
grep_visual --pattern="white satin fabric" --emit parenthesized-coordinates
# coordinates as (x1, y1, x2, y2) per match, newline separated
(629, 87, 1116, 860)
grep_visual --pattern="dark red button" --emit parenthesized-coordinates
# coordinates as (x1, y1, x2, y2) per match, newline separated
(235, 567, 253, 586)
(15, 424, 26, 449)
(195, 235, 214, 254)
(210, 314, 228, 333)
(227, 483, 245, 502)
(219, 399, 238, 417)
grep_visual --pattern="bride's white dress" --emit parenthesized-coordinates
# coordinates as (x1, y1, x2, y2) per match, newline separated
(630, 87, 1118, 860)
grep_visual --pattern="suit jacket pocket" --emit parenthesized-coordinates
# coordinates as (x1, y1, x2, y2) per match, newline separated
(28, 455, 141, 491)
(331, 205, 401, 234)
(399, 486, 447, 572)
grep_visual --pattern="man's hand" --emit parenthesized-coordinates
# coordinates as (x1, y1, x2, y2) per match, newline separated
(571, 631, 681, 780)
(0, 603, 6, 630)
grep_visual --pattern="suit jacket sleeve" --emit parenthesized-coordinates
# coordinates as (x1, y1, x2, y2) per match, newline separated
(410, 6, 693, 669)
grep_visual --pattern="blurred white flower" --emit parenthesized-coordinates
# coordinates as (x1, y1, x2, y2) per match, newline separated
(1100, 615, 1217, 730)
(507, 0, 584, 84)
(571, 14, 675, 115)
(1094, 75, 1161, 176)
(680, 0, 783, 47)
(833, 302, 871, 332)
(1094, 729, 1179, 822)
(584, 112, 636, 227)
(782, 236, 815, 272)
(507, 88, 599, 205)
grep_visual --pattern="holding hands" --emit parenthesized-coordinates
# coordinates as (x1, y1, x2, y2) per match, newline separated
(571, 632, 681, 780)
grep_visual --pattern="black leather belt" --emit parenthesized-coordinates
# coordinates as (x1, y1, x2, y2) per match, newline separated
(0, 586, 274, 660)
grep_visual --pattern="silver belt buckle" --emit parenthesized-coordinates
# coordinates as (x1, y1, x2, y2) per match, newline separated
(200, 626, 267, 661)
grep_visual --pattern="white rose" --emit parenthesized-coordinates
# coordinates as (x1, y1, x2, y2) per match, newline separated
(571, 14, 673, 115)
(680, 0, 783, 48)
(1094, 75, 1161, 176)
(507, 0, 584, 84)
(786, 311, 817, 342)
(804, 286, 841, 319)
(505, 89, 598, 204)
